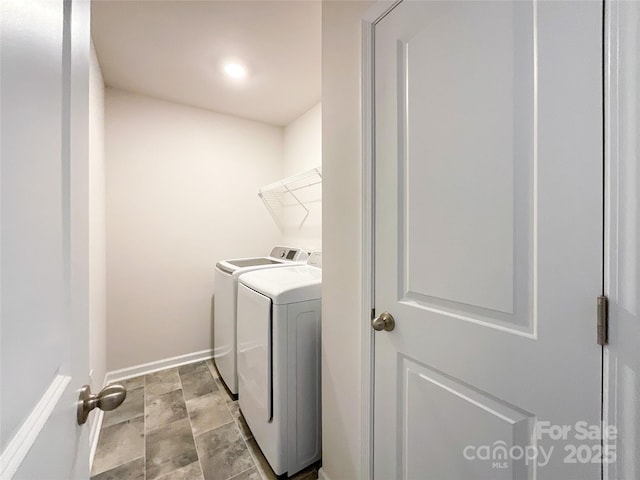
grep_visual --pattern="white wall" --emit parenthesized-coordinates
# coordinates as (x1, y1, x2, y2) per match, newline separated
(282, 103, 322, 250)
(89, 41, 106, 393)
(321, 2, 372, 480)
(284, 103, 322, 176)
(105, 88, 283, 371)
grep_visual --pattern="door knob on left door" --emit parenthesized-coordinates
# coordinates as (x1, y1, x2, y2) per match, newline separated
(372, 311, 396, 332)
(77, 384, 126, 425)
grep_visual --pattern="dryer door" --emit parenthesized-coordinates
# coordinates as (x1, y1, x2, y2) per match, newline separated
(237, 283, 273, 422)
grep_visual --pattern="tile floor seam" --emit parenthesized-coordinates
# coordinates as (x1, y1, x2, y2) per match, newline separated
(227, 464, 257, 480)
(195, 423, 257, 480)
(201, 367, 256, 480)
(218, 377, 260, 480)
(178, 366, 205, 479)
(209, 363, 264, 480)
(233, 402, 268, 480)
(192, 418, 236, 439)
(144, 399, 189, 434)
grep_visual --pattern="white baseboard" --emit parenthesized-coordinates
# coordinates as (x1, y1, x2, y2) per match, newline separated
(318, 467, 332, 480)
(88, 409, 104, 471)
(104, 348, 214, 384)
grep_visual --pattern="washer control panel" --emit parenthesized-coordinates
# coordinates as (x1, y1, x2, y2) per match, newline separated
(270, 246, 309, 262)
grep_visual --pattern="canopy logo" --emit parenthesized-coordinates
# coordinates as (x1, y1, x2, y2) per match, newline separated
(463, 441, 553, 468)
(463, 421, 617, 469)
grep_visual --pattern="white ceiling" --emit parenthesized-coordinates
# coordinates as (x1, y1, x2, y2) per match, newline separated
(91, 1, 321, 126)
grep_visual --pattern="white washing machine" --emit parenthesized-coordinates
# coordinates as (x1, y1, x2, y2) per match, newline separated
(214, 246, 308, 396)
(236, 252, 322, 477)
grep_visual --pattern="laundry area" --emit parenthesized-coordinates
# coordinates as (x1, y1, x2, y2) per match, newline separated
(87, 1, 323, 479)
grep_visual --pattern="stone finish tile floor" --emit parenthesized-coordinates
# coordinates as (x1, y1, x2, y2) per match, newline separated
(91, 360, 319, 480)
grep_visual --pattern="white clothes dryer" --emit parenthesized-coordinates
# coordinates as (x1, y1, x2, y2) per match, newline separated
(236, 252, 322, 477)
(214, 246, 308, 396)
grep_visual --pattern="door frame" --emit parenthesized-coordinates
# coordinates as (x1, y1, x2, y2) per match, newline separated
(359, 3, 400, 479)
(359, 1, 621, 479)
(602, 1, 640, 479)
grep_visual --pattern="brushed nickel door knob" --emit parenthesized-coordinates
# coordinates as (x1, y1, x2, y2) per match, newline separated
(77, 384, 126, 425)
(372, 312, 395, 332)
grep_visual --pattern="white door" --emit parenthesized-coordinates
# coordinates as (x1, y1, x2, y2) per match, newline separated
(373, 1, 603, 479)
(1, 0, 92, 478)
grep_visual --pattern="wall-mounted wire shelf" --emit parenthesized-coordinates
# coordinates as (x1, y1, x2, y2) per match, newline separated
(258, 166, 322, 229)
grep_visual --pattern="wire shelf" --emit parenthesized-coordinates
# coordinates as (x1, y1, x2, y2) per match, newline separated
(258, 166, 322, 228)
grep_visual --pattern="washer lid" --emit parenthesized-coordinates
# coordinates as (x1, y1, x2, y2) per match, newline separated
(216, 247, 309, 275)
(238, 265, 322, 305)
(216, 258, 280, 274)
(226, 258, 283, 268)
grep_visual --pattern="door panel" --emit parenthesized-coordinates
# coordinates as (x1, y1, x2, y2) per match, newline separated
(1, 0, 91, 477)
(374, 1, 602, 478)
(402, 1, 530, 322)
(401, 359, 532, 480)
(1, 0, 68, 447)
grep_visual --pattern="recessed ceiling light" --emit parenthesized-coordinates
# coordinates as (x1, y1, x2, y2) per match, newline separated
(223, 62, 248, 80)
